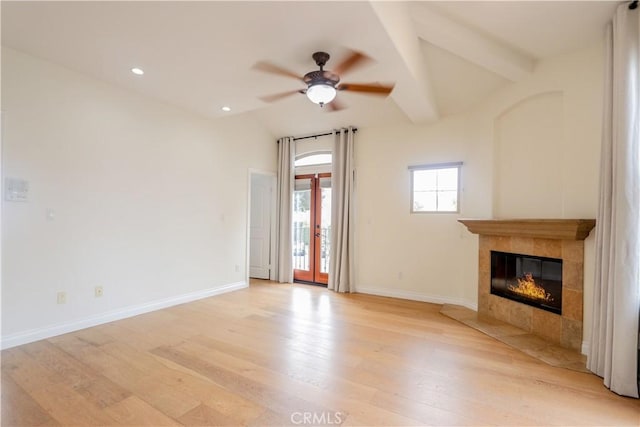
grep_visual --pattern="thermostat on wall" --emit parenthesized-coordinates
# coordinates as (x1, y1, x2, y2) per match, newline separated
(4, 177, 29, 202)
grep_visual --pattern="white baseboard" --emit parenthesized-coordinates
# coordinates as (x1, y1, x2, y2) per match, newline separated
(354, 286, 478, 311)
(1, 281, 247, 350)
(581, 341, 590, 356)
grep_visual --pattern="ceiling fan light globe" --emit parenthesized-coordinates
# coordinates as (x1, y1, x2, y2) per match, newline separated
(306, 83, 336, 105)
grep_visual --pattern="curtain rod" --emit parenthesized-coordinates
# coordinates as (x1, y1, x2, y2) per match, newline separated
(293, 132, 333, 142)
(293, 127, 358, 142)
(277, 127, 358, 143)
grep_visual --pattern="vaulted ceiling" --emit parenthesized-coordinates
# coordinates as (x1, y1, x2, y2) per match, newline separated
(1, 1, 617, 136)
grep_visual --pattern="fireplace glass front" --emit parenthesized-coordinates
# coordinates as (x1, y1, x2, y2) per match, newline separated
(490, 251, 562, 315)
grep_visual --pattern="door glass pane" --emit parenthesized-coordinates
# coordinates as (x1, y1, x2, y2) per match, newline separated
(319, 177, 331, 274)
(293, 178, 312, 271)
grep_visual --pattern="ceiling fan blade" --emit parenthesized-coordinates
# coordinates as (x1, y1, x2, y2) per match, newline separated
(326, 99, 346, 112)
(259, 89, 303, 103)
(252, 61, 304, 81)
(332, 50, 373, 76)
(337, 82, 394, 95)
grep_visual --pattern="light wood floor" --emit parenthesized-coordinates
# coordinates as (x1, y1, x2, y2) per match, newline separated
(2, 281, 639, 426)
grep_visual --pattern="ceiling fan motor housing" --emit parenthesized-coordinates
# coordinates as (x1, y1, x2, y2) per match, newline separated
(305, 52, 340, 89)
(303, 70, 339, 86)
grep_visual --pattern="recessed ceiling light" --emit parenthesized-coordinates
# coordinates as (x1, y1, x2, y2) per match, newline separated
(221, 106, 231, 112)
(131, 67, 144, 75)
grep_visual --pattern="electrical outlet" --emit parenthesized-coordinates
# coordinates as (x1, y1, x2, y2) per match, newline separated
(57, 291, 67, 304)
(235, 264, 240, 273)
(95, 286, 103, 298)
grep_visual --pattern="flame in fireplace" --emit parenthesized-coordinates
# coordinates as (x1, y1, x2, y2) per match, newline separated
(508, 273, 553, 302)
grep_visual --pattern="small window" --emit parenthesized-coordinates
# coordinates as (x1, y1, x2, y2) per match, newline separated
(295, 153, 332, 167)
(410, 162, 462, 213)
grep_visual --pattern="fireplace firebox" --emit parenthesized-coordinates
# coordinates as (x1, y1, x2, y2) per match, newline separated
(490, 251, 562, 315)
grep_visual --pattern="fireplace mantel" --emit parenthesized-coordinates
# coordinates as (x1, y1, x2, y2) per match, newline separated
(458, 219, 595, 240)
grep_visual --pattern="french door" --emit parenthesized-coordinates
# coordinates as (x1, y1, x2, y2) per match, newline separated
(293, 173, 331, 284)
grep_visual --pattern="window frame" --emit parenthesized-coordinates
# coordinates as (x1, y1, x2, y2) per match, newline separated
(409, 161, 463, 214)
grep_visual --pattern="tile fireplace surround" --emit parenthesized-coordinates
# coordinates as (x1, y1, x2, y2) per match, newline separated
(458, 219, 596, 352)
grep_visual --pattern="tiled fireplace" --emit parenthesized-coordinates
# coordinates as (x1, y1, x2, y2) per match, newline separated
(459, 219, 595, 352)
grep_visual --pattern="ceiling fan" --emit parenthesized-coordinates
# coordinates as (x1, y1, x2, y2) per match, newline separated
(253, 50, 394, 112)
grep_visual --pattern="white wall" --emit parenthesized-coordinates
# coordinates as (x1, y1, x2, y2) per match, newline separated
(1, 48, 276, 346)
(494, 91, 565, 217)
(355, 42, 603, 349)
(355, 113, 489, 307)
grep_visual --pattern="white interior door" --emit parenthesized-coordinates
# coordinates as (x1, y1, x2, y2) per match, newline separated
(249, 174, 273, 279)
